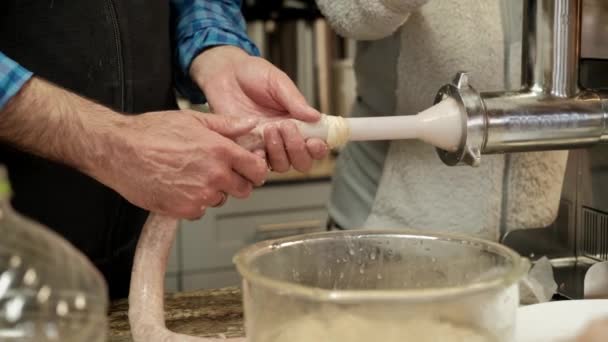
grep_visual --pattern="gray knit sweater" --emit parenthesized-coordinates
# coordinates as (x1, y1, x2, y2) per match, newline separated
(318, 0, 567, 240)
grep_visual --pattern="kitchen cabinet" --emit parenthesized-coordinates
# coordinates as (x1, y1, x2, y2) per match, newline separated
(164, 275, 179, 293)
(165, 180, 331, 291)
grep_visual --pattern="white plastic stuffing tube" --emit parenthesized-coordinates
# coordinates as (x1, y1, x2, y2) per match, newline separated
(237, 97, 464, 151)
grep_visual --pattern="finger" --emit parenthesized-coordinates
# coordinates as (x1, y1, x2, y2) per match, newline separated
(195, 112, 259, 138)
(253, 149, 266, 161)
(253, 149, 268, 182)
(221, 172, 253, 199)
(264, 124, 290, 173)
(211, 192, 227, 208)
(200, 190, 226, 208)
(271, 71, 321, 122)
(179, 205, 206, 221)
(280, 120, 313, 172)
(226, 142, 268, 186)
(306, 138, 329, 160)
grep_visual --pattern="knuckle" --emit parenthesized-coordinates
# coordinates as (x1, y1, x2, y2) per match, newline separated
(208, 168, 227, 184)
(210, 143, 228, 157)
(279, 121, 297, 134)
(199, 189, 217, 205)
(233, 152, 250, 166)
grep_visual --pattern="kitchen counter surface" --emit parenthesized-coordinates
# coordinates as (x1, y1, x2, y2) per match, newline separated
(108, 287, 244, 341)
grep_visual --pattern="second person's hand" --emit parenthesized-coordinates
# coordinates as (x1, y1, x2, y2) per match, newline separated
(190, 46, 329, 173)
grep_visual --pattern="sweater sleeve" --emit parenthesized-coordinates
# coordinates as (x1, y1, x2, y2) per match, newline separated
(316, 0, 429, 40)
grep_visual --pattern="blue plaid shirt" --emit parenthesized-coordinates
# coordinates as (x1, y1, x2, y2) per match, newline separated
(0, 0, 259, 109)
(0, 53, 33, 110)
(172, 0, 260, 103)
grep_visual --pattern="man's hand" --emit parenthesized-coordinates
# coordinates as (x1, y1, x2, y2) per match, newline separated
(102, 111, 267, 219)
(576, 318, 608, 342)
(190, 46, 329, 173)
(0, 78, 267, 219)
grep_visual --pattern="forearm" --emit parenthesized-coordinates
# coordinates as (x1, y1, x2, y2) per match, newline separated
(0, 77, 126, 179)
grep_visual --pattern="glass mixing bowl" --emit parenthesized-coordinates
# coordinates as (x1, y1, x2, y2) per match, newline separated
(234, 230, 529, 342)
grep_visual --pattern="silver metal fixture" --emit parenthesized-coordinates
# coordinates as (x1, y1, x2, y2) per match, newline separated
(435, 0, 608, 299)
(435, 0, 608, 167)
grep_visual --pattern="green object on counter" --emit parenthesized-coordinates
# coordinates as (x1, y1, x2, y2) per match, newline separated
(0, 180, 11, 198)
(0, 167, 10, 199)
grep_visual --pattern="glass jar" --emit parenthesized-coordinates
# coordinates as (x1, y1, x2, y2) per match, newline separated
(0, 167, 108, 341)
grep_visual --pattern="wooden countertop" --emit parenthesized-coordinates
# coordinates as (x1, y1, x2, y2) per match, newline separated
(108, 287, 244, 342)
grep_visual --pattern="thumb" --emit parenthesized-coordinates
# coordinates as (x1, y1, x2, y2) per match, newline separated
(272, 71, 321, 122)
(197, 114, 259, 138)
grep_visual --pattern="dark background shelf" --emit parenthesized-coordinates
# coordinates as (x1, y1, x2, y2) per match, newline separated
(242, 0, 322, 21)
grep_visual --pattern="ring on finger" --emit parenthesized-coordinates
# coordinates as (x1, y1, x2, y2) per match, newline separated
(212, 192, 228, 208)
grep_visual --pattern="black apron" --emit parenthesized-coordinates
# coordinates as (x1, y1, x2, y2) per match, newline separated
(0, 0, 178, 299)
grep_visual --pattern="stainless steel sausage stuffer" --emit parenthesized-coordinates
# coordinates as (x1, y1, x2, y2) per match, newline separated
(435, 0, 608, 300)
(435, 0, 607, 167)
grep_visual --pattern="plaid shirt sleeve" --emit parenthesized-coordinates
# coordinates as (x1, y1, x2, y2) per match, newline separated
(171, 0, 260, 104)
(0, 52, 33, 110)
